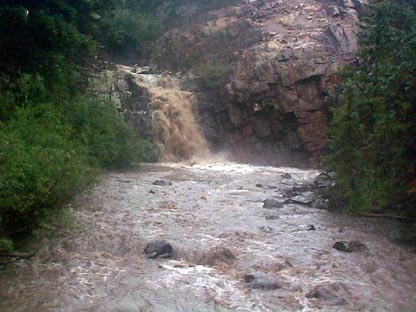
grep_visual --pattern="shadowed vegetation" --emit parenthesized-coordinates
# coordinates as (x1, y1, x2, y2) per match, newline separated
(328, 0, 416, 219)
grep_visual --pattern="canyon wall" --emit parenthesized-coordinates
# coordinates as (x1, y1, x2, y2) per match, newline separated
(88, 0, 364, 166)
(152, 0, 363, 166)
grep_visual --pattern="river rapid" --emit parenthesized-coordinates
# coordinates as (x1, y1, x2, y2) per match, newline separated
(1, 162, 415, 311)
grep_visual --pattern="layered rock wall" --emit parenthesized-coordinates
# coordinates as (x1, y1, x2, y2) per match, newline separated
(152, 0, 363, 166)
(87, 66, 209, 162)
(87, 68, 154, 144)
(87, 0, 364, 166)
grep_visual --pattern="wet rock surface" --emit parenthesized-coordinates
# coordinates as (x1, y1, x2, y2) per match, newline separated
(152, 0, 363, 165)
(307, 224, 316, 231)
(144, 240, 173, 259)
(1, 163, 415, 311)
(289, 191, 316, 206)
(152, 179, 173, 186)
(333, 240, 367, 252)
(243, 272, 282, 290)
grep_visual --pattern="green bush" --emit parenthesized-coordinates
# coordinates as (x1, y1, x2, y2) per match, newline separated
(328, 0, 416, 217)
(0, 1, 159, 251)
(0, 97, 145, 247)
(102, 8, 159, 57)
(61, 98, 143, 169)
(0, 103, 96, 237)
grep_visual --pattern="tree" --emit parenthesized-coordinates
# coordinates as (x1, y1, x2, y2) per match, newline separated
(328, 0, 416, 217)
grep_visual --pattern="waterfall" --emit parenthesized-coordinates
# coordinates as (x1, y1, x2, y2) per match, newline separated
(151, 88, 210, 162)
(116, 65, 211, 162)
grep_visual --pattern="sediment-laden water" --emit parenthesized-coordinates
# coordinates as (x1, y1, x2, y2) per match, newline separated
(1, 162, 415, 311)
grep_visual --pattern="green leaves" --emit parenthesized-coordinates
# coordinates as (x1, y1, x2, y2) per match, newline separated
(328, 0, 416, 217)
(0, 1, 159, 248)
(102, 8, 159, 56)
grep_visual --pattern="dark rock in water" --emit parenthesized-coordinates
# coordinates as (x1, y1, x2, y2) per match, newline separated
(333, 240, 367, 252)
(263, 198, 288, 209)
(333, 241, 349, 252)
(307, 225, 316, 231)
(244, 272, 282, 290)
(281, 173, 292, 179)
(144, 240, 173, 259)
(256, 183, 263, 188)
(306, 282, 351, 306)
(152, 179, 173, 186)
(289, 191, 316, 205)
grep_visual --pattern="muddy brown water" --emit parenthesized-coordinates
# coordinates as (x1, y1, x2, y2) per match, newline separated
(1, 163, 416, 311)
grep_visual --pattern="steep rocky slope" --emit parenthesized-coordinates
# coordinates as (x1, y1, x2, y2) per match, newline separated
(88, 0, 364, 166)
(152, 0, 363, 165)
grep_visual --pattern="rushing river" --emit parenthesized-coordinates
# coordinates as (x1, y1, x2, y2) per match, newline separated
(1, 162, 415, 311)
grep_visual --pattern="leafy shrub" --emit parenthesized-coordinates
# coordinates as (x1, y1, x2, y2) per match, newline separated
(0, 103, 96, 237)
(328, 0, 416, 217)
(102, 8, 159, 57)
(61, 98, 143, 169)
(0, 96, 145, 246)
(0, 1, 157, 250)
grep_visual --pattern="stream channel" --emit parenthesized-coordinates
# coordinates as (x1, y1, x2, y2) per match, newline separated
(1, 162, 416, 311)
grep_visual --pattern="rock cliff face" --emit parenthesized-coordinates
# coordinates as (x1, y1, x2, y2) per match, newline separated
(87, 66, 209, 162)
(152, 0, 363, 166)
(87, 0, 363, 166)
(87, 67, 154, 145)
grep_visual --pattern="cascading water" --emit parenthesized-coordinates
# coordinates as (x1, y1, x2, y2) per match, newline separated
(125, 67, 211, 162)
(151, 88, 210, 162)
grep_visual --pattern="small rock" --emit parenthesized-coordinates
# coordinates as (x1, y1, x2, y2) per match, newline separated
(256, 183, 263, 187)
(333, 240, 367, 252)
(281, 173, 292, 179)
(289, 191, 316, 206)
(244, 272, 282, 290)
(263, 198, 289, 209)
(333, 241, 349, 252)
(144, 240, 173, 259)
(307, 225, 316, 231)
(152, 179, 172, 186)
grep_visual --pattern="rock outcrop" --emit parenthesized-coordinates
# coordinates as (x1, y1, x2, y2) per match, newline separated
(152, 0, 364, 166)
(87, 65, 209, 162)
(87, 0, 364, 166)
